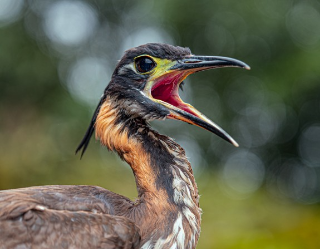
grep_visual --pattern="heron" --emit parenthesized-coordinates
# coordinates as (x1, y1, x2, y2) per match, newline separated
(0, 43, 249, 248)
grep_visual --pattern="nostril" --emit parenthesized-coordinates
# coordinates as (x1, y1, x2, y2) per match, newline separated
(184, 60, 202, 64)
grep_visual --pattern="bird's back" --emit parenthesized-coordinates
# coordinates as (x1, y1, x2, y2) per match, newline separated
(0, 185, 140, 248)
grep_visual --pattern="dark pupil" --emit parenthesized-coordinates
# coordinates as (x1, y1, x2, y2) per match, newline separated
(136, 57, 155, 73)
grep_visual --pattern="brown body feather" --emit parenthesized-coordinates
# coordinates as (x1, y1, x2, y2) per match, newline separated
(0, 186, 140, 248)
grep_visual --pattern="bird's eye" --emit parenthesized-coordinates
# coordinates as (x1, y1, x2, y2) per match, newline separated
(135, 56, 156, 73)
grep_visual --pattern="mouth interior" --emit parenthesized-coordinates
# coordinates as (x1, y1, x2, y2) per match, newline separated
(151, 73, 199, 117)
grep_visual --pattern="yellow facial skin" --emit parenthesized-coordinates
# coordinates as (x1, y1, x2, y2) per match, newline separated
(134, 55, 190, 107)
(134, 55, 176, 94)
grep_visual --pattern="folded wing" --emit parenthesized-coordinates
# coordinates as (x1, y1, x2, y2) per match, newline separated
(0, 186, 140, 249)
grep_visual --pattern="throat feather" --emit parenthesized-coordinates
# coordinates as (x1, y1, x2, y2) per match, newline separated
(95, 98, 201, 248)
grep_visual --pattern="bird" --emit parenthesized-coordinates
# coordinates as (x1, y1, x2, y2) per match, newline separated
(0, 43, 249, 249)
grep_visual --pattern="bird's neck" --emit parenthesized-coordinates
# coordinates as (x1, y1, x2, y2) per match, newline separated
(95, 99, 201, 248)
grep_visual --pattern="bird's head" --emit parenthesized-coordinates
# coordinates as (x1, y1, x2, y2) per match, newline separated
(76, 43, 250, 155)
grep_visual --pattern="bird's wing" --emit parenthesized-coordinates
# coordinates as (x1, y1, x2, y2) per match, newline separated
(0, 185, 140, 248)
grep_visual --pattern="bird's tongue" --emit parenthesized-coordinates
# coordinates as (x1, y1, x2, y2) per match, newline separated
(151, 73, 199, 117)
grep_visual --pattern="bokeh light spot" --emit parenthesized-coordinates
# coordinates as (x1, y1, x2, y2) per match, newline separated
(299, 124, 320, 167)
(222, 150, 265, 196)
(276, 159, 319, 203)
(67, 57, 110, 106)
(120, 27, 174, 56)
(225, 75, 266, 116)
(43, 0, 98, 46)
(0, 0, 24, 27)
(286, 2, 320, 48)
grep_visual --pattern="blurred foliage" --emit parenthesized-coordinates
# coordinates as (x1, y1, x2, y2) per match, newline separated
(0, 0, 320, 248)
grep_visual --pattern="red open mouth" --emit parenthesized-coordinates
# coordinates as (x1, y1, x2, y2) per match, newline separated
(151, 73, 199, 117)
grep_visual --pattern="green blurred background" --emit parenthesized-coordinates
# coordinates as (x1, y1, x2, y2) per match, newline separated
(1, 0, 320, 248)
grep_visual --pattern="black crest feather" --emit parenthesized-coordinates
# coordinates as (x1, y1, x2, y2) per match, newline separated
(75, 96, 105, 158)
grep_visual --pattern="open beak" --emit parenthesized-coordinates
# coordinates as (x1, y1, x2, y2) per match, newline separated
(147, 55, 250, 147)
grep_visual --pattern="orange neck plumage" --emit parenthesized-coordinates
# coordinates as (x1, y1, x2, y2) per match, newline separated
(95, 98, 201, 248)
